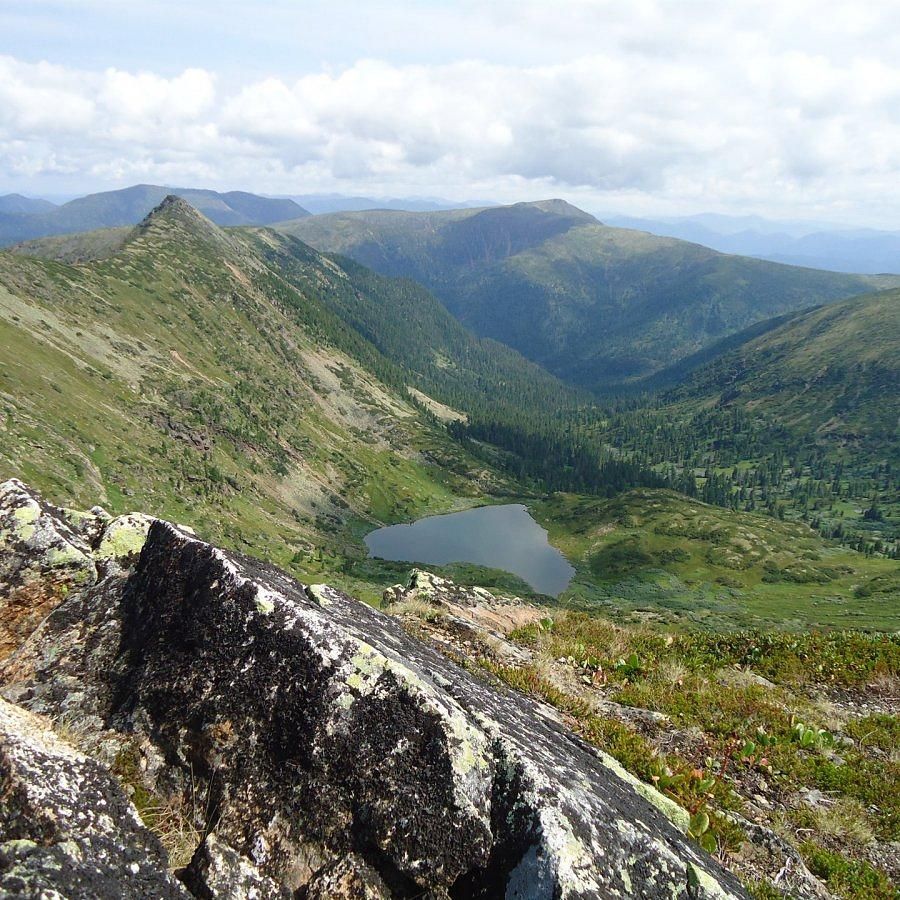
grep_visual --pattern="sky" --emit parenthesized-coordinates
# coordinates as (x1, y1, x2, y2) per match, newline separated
(2, 0, 900, 227)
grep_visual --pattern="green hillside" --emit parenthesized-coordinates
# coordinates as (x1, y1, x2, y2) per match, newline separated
(603, 291, 900, 554)
(668, 291, 899, 446)
(0, 197, 524, 599)
(278, 201, 896, 389)
(2, 196, 894, 624)
(536, 490, 899, 631)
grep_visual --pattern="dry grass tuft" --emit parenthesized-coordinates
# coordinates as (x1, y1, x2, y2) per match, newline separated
(143, 795, 204, 869)
(388, 597, 446, 622)
(811, 798, 874, 846)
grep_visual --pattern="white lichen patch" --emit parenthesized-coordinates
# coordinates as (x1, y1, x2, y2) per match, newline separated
(339, 639, 493, 817)
(255, 596, 275, 616)
(306, 584, 333, 607)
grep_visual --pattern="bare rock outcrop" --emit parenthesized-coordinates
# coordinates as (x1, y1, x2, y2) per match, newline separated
(0, 480, 749, 899)
(0, 479, 98, 659)
(0, 696, 189, 898)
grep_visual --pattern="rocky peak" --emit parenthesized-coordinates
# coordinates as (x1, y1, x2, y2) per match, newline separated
(131, 194, 239, 254)
(0, 481, 748, 899)
(139, 193, 206, 225)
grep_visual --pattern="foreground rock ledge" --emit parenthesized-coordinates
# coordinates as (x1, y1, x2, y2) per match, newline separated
(0, 696, 189, 898)
(0, 481, 748, 899)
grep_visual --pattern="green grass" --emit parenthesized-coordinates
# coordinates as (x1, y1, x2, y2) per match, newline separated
(800, 844, 898, 900)
(532, 490, 900, 630)
(471, 610, 899, 896)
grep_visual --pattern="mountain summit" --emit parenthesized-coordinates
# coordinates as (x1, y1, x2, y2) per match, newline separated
(514, 198, 598, 221)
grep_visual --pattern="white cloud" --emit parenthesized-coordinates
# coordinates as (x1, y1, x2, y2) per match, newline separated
(99, 68, 216, 122)
(2, 0, 900, 226)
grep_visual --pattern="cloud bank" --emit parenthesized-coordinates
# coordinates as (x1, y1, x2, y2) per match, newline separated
(2, 0, 900, 224)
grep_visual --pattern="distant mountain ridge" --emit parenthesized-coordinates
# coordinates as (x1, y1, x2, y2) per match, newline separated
(0, 194, 58, 216)
(0, 184, 310, 246)
(277, 200, 898, 389)
(286, 193, 490, 214)
(604, 213, 900, 275)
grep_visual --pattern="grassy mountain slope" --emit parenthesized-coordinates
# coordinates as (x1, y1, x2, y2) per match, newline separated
(1, 197, 894, 626)
(241, 230, 591, 421)
(0, 197, 521, 599)
(604, 291, 900, 554)
(667, 290, 899, 451)
(536, 490, 899, 631)
(0, 184, 310, 247)
(278, 201, 896, 389)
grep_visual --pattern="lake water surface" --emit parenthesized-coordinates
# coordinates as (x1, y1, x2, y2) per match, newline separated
(364, 503, 574, 596)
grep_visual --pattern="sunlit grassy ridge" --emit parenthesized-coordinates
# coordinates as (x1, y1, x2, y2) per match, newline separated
(0, 198, 511, 591)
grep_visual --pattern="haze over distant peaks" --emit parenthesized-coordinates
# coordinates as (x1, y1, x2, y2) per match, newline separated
(604, 212, 900, 275)
(286, 193, 491, 214)
(0, 193, 58, 216)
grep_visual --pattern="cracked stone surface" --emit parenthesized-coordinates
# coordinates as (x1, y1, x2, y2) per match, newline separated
(0, 481, 749, 898)
(0, 696, 189, 899)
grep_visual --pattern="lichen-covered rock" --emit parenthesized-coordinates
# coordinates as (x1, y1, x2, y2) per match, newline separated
(0, 479, 97, 660)
(0, 481, 154, 739)
(94, 512, 155, 575)
(0, 567, 130, 757)
(304, 855, 391, 899)
(392, 568, 512, 609)
(58, 503, 113, 548)
(0, 484, 750, 899)
(108, 522, 746, 898)
(384, 568, 541, 662)
(180, 834, 292, 900)
(0, 697, 189, 898)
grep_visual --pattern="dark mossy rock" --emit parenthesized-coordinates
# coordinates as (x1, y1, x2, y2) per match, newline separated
(0, 481, 749, 899)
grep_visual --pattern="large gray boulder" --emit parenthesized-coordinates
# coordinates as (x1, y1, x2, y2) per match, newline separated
(0, 481, 748, 898)
(0, 696, 189, 898)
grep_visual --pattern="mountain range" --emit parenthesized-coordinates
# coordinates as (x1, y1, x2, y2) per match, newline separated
(0, 184, 310, 246)
(1, 193, 896, 591)
(605, 212, 900, 275)
(276, 200, 898, 388)
(285, 193, 488, 214)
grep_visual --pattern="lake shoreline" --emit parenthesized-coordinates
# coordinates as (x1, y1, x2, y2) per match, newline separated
(364, 501, 575, 597)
